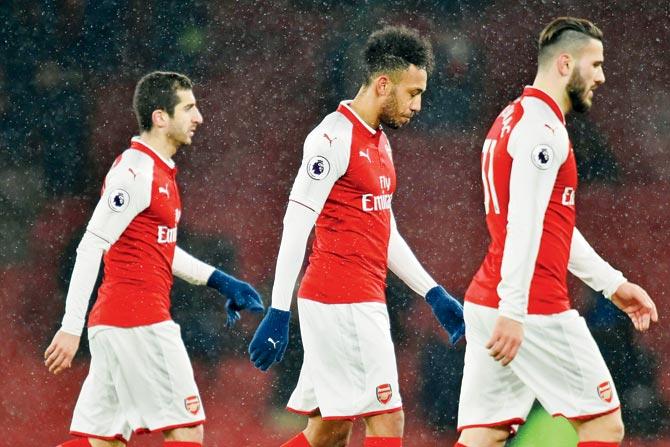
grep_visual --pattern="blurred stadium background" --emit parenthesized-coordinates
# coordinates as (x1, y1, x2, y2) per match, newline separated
(1, 1, 668, 445)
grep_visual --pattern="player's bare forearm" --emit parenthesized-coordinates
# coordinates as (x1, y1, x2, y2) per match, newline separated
(44, 330, 81, 375)
(486, 316, 524, 366)
(611, 281, 658, 331)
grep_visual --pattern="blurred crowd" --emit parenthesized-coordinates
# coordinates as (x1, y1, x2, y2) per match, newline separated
(1, 0, 668, 444)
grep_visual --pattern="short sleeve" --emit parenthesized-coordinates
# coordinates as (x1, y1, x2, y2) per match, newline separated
(288, 119, 351, 214)
(86, 153, 152, 246)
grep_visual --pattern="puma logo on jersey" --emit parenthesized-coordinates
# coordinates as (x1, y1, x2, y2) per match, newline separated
(128, 168, 138, 179)
(359, 149, 371, 163)
(267, 337, 278, 348)
(323, 133, 337, 147)
(544, 123, 556, 135)
(158, 184, 170, 197)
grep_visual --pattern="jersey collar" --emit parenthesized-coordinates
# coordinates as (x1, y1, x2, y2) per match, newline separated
(522, 86, 565, 125)
(130, 137, 176, 170)
(337, 100, 379, 135)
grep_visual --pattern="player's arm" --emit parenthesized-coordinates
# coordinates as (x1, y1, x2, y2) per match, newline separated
(489, 123, 568, 366)
(569, 228, 657, 331)
(44, 163, 150, 374)
(387, 212, 464, 344)
(172, 246, 264, 326)
(248, 128, 350, 371)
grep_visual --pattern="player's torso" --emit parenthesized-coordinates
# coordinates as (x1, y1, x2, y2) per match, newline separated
(89, 141, 182, 327)
(466, 90, 577, 314)
(299, 104, 396, 304)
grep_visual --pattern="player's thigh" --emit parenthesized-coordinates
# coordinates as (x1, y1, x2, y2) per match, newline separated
(458, 426, 510, 447)
(105, 321, 205, 429)
(71, 330, 132, 441)
(458, 303, 535, 431)
(512, 311, 620, 419)
(570, 408, 624, 442)
(164, 423, 204, 443)
(295, 300, 401, 418)
(304, 413, 353, 447)
(88, 439, 125, 447)
(363, 409, 404, 437)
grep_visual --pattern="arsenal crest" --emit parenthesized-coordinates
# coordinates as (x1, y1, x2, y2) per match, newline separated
(376, 383, 392, 405)
(185, 395, 201, 414)
(597, 381, 613, 403)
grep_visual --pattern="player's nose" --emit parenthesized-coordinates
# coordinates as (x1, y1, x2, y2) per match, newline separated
(595, 69, 605, 85)
(410, 96, 422, 114)
(194, 108, 204, 124)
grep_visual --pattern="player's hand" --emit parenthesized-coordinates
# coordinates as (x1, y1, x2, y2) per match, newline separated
(425, 285, 465, 345)
(486, 316, 523, 366)
(248, 307, 290, 371)
(44, 330, 80, 375)
(207, 269, 265, 326)
(611, 282, 658, 332)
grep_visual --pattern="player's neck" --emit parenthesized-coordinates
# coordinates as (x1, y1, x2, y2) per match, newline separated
(139, 132, 178, 160)
(531, 75, 572, 116)
(350, 89, 381, 129)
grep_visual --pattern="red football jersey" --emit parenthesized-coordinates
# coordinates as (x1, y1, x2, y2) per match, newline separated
(87, 139, 182, 327)
(291, 102, 396, 304)
(466, 87, 578, 316)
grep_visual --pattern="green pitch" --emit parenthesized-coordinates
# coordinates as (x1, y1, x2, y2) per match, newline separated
(509, 404, 578, 447)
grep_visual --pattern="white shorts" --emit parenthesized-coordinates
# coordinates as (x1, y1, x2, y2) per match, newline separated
(70, 320, 205, 442)
(287, 299, 403, 420)
(458, 303, 620, 431)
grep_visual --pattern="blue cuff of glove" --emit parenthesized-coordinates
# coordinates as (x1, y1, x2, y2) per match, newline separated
(425, 285, 446, 305)
(207, 269, 235, 291)
(264, 307, 291, 325)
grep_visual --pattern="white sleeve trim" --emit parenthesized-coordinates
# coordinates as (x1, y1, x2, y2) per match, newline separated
(387, 213, 438, 297)
(60, 231, 109, 336)
(569, 227, 626, 299)
(497, 118, 569, 322)
(270, 200, 318, 311)
(172, 246, 216, 286)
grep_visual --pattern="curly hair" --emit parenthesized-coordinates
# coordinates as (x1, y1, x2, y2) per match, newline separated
(362, 25, 434, 84)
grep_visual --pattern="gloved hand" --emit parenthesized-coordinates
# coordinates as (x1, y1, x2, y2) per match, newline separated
(426, 285, 465, 345)
(248, 307, 290, 371)
(207, 269, 264, 326)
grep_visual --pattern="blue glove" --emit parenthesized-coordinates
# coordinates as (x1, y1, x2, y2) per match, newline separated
(248, 307, 290, 371)
(425, 285, 465, 345)
(207, 269, 264, 327)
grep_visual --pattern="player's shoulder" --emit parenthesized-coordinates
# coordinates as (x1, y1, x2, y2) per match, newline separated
(512, 97, 568, 148)
(518, 97, 567, 137)
(305, 111, 353, 148)
(109, 149, 154, 175)
(105, 148, 155, 189)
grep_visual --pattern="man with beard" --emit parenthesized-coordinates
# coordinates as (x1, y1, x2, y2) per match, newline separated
(248, 26, 465, 447)
(45, 71, 264, 447)
(455, 17, 658, 447)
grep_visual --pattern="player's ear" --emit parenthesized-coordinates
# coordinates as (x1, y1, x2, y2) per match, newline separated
(556, 52, 573, 77)
(375, 75, 392, 97)
(151, 109, 169, 129)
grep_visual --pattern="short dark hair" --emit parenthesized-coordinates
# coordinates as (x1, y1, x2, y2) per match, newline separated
(362, 25, 434, 85)
(538, 17, 603, 64)
(133, 71, 193, 132)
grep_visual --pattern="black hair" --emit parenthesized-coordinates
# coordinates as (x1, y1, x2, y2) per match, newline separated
(362, 25, 434, 84)
(133, 71, 193, 132)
